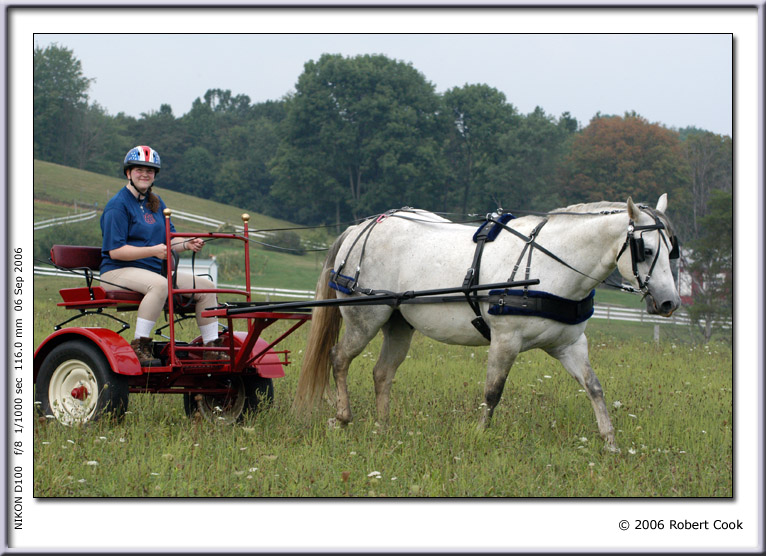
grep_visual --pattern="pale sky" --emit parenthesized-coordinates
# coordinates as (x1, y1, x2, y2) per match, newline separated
(34, 33, 733, 136)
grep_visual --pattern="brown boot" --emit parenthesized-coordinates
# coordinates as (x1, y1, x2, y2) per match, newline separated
(130, 337, 159, 366)
(203, 337, 226, 361)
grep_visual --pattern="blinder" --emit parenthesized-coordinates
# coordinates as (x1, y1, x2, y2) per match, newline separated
(668, 235, 680, 260)
(630, 235, 647, 263)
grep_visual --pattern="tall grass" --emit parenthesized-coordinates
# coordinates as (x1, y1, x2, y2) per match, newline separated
(34, 316, 732, 498)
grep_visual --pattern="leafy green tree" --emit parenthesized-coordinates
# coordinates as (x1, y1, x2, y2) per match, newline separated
(558, 112, 689, 206)
(442, 84, 519, 215)
(34, 43, 93, 165)
(213, 117, 281, 214)
(486, 107, 578, 213)
(175, 146, 216, 198)
(685, 190, 732, 343)
(673, 128, 732, 241)
(271, 53, 446, 225)
(134, 104, 188, 192)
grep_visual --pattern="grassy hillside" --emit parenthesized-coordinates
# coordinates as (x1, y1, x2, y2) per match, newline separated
(33, 160, 332, 291)
(34, 160, 302, 230)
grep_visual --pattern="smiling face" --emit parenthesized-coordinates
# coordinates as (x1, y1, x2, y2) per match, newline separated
(127, 166, 156, 193)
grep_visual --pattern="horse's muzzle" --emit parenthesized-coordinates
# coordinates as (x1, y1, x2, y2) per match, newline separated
(645, 295, 680, 317)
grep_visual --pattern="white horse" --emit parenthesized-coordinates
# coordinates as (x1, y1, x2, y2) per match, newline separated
(293, 195, 680, 451)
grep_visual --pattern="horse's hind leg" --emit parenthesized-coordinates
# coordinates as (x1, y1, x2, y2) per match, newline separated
(372, 312, 415, 423)
(331, 307, 391, 424)
(548, 334, 618, 452)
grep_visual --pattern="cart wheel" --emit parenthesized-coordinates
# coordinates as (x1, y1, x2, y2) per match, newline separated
(243, 375, 274, 414)
(35, 340, 128, 426)
(184, 376, 247, 425)
(183, 375, 274, 424)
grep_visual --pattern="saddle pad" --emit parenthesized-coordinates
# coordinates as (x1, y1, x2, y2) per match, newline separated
(472, 213, 515, 243)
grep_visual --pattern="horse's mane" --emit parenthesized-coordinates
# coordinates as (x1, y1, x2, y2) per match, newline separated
(549, 201, 626, 214)
(548, 200, 676, 238)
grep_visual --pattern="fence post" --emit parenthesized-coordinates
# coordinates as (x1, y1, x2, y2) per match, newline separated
(654, 324, 660, 346)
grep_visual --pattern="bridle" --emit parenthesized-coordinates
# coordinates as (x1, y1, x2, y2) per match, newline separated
(616, 206, 680, 294)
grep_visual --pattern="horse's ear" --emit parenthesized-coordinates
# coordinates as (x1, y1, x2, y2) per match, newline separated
(656, 193, 668, 213)
(627, 197, 640, 220)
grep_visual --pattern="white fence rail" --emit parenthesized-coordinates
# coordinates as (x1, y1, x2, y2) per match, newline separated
(34, 265, 730, 328)
(593, 305, 730, 329)
(34, 211, 98, 230)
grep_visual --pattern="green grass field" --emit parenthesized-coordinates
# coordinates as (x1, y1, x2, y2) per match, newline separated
(33, 274, 731, 498)
(33, 320, 732, 498)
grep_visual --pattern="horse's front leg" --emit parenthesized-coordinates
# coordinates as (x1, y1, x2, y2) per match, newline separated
(478, 335, 520, 429)
(548, 334, 618, 452)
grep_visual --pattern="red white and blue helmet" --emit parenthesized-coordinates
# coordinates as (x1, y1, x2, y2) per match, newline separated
(123, 145, 161, 176)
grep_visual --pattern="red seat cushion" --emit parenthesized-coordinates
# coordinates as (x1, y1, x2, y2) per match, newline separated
(51, 245, 102, 270)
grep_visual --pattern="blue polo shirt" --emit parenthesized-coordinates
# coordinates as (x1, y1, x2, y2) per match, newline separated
(100, 186, 175, 274)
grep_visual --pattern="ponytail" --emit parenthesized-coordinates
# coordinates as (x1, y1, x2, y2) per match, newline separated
(146, 187, 160, 213)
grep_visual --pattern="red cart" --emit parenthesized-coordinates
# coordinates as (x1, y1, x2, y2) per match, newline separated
(33, 210, 311, 425)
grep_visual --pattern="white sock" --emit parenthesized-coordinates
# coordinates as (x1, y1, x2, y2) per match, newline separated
(199, 322, 220, 344)
(135, 318, 155, 339)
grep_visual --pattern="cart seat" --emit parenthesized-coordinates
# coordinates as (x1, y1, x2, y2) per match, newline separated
(50, 245, 194, 312)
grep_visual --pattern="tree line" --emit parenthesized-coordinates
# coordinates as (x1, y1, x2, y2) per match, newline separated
(34, 44, 732, 339)
(34, 44, 730, 237)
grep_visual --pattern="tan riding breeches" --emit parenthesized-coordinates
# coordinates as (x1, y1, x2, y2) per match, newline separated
(101, 267, 218, 326)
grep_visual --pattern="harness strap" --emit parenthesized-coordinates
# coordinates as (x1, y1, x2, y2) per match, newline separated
(492, 218, 601, 283)
(331, 211, 399, 293)
(461, 213, 515, 340)
(462, 234, 492, 340)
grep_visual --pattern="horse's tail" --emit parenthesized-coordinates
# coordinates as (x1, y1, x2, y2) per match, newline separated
(292, 227, 350, 415)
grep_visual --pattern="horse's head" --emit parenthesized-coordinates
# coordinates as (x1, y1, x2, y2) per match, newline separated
(616, 193, 682, 317)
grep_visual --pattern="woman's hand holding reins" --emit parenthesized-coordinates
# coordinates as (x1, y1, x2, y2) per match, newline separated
(150, 243, 168, 260)
(184, 238, 205, 253)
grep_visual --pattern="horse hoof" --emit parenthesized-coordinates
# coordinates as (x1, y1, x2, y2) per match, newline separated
(603, 443, 621, 454)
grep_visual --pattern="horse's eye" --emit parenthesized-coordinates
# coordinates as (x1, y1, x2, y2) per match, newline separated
(644, 248, 653, 258)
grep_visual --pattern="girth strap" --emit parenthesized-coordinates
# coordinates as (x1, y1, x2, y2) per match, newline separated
(486, 288, 595, 325)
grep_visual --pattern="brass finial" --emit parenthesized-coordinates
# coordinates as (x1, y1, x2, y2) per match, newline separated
(241, 213, 250, 222)
(163, 208, 172, 217)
